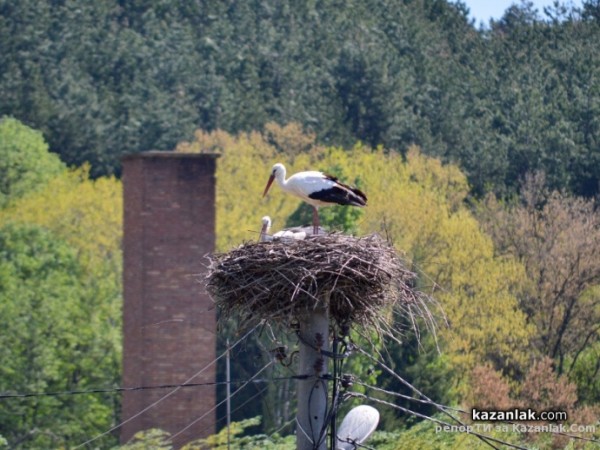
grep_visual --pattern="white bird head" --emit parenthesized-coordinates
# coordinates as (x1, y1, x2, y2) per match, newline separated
(259, 216, 272, 242)
(262, 163, 286, 197)
(261, 216, 272, 229)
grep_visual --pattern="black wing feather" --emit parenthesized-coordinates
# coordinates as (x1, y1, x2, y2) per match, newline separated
(309, 184, 367, 207)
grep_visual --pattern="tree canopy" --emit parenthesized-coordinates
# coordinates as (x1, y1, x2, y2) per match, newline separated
(0, 116, 65, 207)
(0, 223, 119, 449)
(0, 128, 123, 449)
(1, 1, 599, 197)
(179, 123, 533, 396)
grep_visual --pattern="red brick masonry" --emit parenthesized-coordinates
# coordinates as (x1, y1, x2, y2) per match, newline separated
(121, 152, 218, 447)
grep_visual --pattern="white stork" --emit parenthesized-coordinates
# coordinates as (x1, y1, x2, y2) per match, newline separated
(259, 216, 325, 242)
(277, 224, 327, 239)
(262, 163, 367, 234)
(259, 216, 272, 242)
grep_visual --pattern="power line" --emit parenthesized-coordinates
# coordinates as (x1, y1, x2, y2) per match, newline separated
(353, 379, 463, 414)
(170, 360, 275, 444)
(354, 345, 505, 450)
(74, 324, 261, 449)
(214, 384, 269, 428)
(0, 375, 307, 400)
(350, 392, 520, 450)
(354, 349, 600, 449)
(0, 382, 219, 400)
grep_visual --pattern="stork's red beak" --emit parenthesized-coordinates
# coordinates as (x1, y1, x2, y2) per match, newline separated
(263, 174, 275, 197)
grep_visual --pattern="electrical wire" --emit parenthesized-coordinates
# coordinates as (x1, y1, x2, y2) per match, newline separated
(350, 392, 524, 450)
(214, 385, 269, 428)
(305, 377, 328, 448)
(0, 381, 225, 399)
(356, 377, 599, 446)
(327, 332, 351, 450)
(353, 345, 600, 449)
(266, 417, 296, 441)
(170, 359, 274, 444)
(20, 304, 593, 450)
(354, 344, 505, 450)
(336, 434, 377, 450)
(0, 375, 308, 400)
(353, 379, 464, 414)
(74, 324, 261, 449)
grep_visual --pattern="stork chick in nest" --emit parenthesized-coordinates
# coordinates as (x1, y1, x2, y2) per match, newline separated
(259, 216, 326, 242)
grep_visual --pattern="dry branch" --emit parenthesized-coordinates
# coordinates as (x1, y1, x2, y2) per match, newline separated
(206, 233, 438, 337)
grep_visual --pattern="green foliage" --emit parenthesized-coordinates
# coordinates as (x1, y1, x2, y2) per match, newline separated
(0, 165, 123, 274)
(0, 116, 65, 207)
(342, 146, 534, 381)
(187, 416, 295, 449)
(0, 166, 122, 449)
(117, 418, 295, 450)
(2, 1, 599, 197)
(385, 414, 525, 450)
(0, 223, 118, 449)
(567, 340, 600, 404)
(119, 429, 173, 450)
(189, 416, 262, 449)
(387, 413, 600, 450)
(2, 0, 600, 434)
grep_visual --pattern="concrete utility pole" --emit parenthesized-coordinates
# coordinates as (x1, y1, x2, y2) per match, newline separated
(296, 305, 330, 450)
(207, 232, 408, 450)
(226, 339, 231, 450)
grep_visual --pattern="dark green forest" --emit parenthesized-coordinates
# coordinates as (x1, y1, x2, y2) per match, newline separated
(2, 0, 600, 197)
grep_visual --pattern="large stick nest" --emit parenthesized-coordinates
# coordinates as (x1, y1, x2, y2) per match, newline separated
(207, 233, 437, 335)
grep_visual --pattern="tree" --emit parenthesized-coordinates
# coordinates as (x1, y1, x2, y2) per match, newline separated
(0, 167, 123, 449)
(0, 224, 117, 449)
(467, 357, 599, 449)
(567, 340, 600, 404)
(180, 125, 534, 427)
(347, 146, 533, 380)
(479, 172, 600, 377)
(2, 0, 599, 198)
(1, 165, 123, 273)
(0, 116, 65, 207)
(118, 417, 295, 449)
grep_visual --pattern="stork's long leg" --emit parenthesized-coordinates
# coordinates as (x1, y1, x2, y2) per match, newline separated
(312, 206, 320, 235)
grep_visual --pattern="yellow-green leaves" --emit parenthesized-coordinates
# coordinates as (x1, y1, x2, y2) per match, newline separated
(176, 126, 315, 250)
(0, 165, 122, 274)
(180, 124, 532, 380)
(0, 165, 123, 448)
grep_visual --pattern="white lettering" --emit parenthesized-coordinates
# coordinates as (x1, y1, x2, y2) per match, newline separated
(570, 424, 597, 433)
(513, 424, 527, 433)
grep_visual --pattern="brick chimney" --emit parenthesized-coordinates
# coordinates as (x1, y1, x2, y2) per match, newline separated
(121, 152, 218, 447)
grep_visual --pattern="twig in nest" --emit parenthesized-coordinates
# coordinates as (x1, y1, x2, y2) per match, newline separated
(206, 233, 440, 340)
